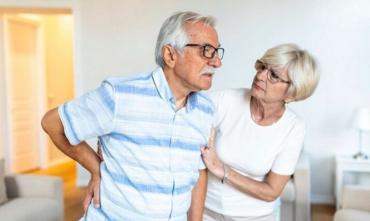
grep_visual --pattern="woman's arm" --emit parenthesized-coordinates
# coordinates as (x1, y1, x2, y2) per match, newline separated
(226, 169, 290, 202)
(201, 128, 291, 202)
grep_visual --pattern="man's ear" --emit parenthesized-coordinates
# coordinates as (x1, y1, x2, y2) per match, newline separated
(162, 45, 177, 68)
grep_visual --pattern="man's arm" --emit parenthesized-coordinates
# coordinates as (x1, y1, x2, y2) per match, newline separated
(187, 169, 207, 221)
(41, 107, 102, 208)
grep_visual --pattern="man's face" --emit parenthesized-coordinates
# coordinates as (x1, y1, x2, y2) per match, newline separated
(173, 22, 222, 92)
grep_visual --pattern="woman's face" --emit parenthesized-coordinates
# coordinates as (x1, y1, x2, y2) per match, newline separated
(251, 62, 293, 104)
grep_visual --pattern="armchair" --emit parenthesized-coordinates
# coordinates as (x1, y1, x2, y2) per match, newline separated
(0, 159, 63, 221)
(280, 152, 311, 221)
(334, 185, 370, 221)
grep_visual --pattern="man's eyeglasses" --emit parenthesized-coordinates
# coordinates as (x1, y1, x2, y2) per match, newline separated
(185, 43, 224, 60)
(255, 60, 290, 84)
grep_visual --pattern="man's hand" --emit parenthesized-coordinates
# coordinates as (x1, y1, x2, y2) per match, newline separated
(83, 174, 101, 213)
(83, 142, 104, 213)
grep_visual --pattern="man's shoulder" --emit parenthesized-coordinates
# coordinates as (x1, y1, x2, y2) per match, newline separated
(103, 71, 153, 87)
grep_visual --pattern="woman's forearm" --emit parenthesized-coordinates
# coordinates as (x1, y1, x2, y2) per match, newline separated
(226, 168, 279, 202)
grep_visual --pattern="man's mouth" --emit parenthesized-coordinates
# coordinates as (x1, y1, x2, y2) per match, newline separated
(201, 73, 214, 77)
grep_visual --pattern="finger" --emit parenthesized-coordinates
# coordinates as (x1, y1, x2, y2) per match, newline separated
(82, 190, 93, 213)
(208, 127, 216, 148)
(93, 182, 101, 208)
(200, 147, 206, 154)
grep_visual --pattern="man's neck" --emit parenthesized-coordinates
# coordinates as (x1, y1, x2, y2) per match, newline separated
(163, 68, 191, 110)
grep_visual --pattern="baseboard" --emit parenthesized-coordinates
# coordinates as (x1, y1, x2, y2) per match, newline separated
(311, 194, 335, 204)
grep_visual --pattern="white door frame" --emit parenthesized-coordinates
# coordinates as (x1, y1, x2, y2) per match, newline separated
(2, 14, 48, 172)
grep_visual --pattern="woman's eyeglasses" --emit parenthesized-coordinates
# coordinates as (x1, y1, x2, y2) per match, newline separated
(255, 60, 290, 84)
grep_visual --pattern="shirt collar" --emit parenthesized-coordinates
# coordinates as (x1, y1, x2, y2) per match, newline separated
(152, 67, 174, 102)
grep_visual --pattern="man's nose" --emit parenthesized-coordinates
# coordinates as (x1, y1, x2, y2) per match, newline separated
(208, 55, 222, 68)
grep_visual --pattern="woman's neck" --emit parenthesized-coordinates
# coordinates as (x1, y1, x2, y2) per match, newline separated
(250, 96, 286, 126)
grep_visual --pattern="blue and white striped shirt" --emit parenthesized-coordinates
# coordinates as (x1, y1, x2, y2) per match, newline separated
(58, 67, 215, 221)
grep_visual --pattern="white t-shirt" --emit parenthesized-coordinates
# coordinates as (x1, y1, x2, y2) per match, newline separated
(205, 88, 305, 217)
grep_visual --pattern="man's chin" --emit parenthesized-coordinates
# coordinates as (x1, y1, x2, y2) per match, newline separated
(200, 82, 212, 91)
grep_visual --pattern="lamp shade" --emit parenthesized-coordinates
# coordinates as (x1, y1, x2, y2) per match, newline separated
(351, 107, 370, 131)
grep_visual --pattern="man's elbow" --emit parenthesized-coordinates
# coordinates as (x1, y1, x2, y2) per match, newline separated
(41, 108, 58, 134)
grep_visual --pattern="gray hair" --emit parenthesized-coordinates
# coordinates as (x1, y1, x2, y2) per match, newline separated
(155, 11, 216, 67)
(260, 43, 320, 102)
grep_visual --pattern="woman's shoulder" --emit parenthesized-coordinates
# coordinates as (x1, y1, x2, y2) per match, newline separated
(209, 88, 250, 101)
(283, 107, 306, 132)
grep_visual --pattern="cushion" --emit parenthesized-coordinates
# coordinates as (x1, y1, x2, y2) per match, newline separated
(334, 209, 370, 221)
(0, 159, 8, 204)
(0, 197, 60, 221)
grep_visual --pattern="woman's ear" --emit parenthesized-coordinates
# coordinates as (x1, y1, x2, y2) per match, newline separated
(284, 97, 295, 103)
(284, 87, 296, 103)
(162, 45, 177, 68)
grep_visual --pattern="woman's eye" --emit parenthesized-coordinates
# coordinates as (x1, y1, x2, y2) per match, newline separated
(270, 71, 279, 79)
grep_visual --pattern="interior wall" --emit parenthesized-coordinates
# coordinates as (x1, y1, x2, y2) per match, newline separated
(75, 0, 370, 203)
(43, 14, 74, 165)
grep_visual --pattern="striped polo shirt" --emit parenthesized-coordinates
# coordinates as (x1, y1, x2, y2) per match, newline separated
(58, 67, 215, 221)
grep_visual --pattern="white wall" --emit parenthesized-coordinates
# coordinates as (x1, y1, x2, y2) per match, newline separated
(1, 0, 370, 204)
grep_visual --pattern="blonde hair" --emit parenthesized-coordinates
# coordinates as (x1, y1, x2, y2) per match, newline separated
(259, 43, 320, 101)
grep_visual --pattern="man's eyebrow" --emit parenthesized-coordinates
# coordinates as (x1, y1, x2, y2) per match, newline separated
(204, 43, 221, 48)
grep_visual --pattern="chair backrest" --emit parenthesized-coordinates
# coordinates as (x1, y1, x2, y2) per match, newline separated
(342, 185, 370, 212)
(0, 159, 8, 203)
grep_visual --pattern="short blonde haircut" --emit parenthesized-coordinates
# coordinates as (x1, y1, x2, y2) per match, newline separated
(259, 43, 320, 102)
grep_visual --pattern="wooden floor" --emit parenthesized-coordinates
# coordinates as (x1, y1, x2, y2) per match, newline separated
(28, 161, 335, 221)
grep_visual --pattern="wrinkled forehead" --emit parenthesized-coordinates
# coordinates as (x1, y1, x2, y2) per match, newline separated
(184, 21, 220, 47)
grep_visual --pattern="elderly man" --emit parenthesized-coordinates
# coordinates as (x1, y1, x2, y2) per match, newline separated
(41, 11, 223, 221)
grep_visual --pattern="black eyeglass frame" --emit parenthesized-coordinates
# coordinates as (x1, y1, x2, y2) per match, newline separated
(184, 43, 224, 60)
(255, 59, 290, 84)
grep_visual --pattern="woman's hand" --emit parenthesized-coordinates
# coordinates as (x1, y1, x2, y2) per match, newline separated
(201, 127, 224, 179)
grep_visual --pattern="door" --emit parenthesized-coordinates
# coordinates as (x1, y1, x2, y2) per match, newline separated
(4, 15, 43, 172)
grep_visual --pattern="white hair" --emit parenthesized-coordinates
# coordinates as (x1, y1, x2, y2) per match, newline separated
(260, 43, 320, 101)
(154, 11, 216, 67)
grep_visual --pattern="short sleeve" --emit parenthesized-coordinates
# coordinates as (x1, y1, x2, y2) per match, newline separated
(58, 80, 117, 145)
(209, 90, 226, 129)
(271, 121, 306, 175)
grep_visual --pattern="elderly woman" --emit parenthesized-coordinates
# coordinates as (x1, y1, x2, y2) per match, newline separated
(201, 43, 320, 221)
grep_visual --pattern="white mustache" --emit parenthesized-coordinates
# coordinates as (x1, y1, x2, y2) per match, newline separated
(200, 67, 217, 75)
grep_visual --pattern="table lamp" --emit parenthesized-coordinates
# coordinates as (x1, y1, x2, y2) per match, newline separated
(351, 107, 370, 159)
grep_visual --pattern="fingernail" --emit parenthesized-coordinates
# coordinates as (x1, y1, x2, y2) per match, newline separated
(95, 204, 100, 208)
